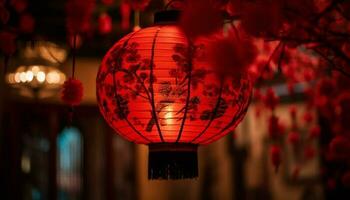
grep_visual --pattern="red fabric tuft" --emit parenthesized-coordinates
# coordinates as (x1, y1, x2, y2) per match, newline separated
(336, 92, 350, 130)
(270, 145, 281, 172)
(19, 13, 35, 33)
(120, 2, 131, 31)
(309, 126, 321, 139)
(207, 33, 258, 78)
(268, 115, 284, 139)
(65, 0, 95, 34)
(179, 0, 223, 39)
(342, 171, 350, 188)
(240, 0, 283, 37)
(289, 105, 297, 119)
(304, 146, 316, 160)
(327, 178, 337, 190)
(288, 131, 300, 145)
(10, 0, 28, 13)
(98, 13, 112, 35)
(61, 78, 84, 106)
(329, 136, 350, 160)
(0, 31, 16, 55)
(102, 0, 114, 6)
(303, 111, 313, 124)
(125, 0, 150, 11)
(0, 5, 9, 24)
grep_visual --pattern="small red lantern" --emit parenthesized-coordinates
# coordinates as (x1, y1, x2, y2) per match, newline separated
(96, 10, 253, 179)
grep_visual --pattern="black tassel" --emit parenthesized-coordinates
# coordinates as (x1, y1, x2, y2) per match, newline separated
(148, 143, 198, 180)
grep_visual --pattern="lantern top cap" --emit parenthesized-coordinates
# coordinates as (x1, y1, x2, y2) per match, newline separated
(154, 10, 181, 25)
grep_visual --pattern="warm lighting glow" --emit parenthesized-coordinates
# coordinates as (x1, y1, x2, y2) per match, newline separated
(37, 71, 46, 83)
(14, 73, 21, 83)
(6, 65, 66, 98)
(21, 155, 31, 174)
(25, 71, 34, 82)
(23, 41, 67, 64)
(19, 72, 27, 82)
(31, 66, 40, 74)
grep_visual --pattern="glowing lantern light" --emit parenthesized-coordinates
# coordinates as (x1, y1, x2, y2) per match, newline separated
(96, 11, 253, 179)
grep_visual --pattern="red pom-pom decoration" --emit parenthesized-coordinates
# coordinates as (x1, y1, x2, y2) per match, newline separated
(288, 131, 300, 145)
(329, 136, 350, 160)
(342, 171, 350, 188)
(268, 115, 284, 139)
(304, 146, 316, 160)
(289, 105, 297, 119)
(263, 88, 279, 110)
(240, 1, 283, 37)
(19, 13, 35, 33)
(270, 145, 281, 172)
(179, 0, 222, 39)
(61, 78, 84, 106)
(303, 111, 313, 124)
(98, 13, 112, 35)
(309, 126, 321, 139)
(0, 31, 16, 56)
(102, 0, 114, 6)
(10, 0, 28, 13)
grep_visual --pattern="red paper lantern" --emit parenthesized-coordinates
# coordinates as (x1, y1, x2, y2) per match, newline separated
(96, 11, 252, 179)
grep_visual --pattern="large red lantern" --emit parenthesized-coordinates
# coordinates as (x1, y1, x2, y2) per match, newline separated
(96, 11, 253, 179)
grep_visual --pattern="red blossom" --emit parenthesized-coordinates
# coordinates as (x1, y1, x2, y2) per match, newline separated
(288, 131, 300, 145)
(317, 78, 337, 97)
(207, 33, 258, 78)
(65, 0, 95, 34)
(303, 111, 313, 124)
(309, 126, 321, 139)
(329, 136, 350, 160)
(120, 2, 131, 30)
(61, 78, 84, 106)
(289, 105, 297, 119)
(268, 115, 284, 139)
(240, 0, 283, 37)
(270, 145, 281, 172)
(179, 0, 222, 39)
(125, 0, 150, 11)
(263, 88, 279, 110)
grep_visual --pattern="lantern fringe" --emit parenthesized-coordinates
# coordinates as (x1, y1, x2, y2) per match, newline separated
(148, 144, 198, 180)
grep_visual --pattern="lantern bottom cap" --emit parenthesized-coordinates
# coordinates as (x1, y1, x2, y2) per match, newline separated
(148, 143, 198, 180)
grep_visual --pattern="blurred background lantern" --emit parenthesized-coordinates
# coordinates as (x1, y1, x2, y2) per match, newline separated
(5, 41, 67, 99)
(96, 10, 253, 179)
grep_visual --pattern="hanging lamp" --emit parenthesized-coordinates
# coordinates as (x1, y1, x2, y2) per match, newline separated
(96, 10, 252, 179)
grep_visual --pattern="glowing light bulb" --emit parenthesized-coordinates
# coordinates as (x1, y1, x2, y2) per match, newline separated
(37, 71, 46, 83)
(25, 71, 34, 82)
(19, 72, 27, 82)
(47, 71, 60, 84)
(31, 66, 40, 75)
(14, 73, 21, 83)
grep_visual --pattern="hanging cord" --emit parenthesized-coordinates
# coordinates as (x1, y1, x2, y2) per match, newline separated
(72, 34, 77, 78)
(68, 34, 78, 125)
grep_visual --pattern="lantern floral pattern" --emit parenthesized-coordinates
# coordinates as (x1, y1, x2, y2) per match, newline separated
(96, 25, 252, 145)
